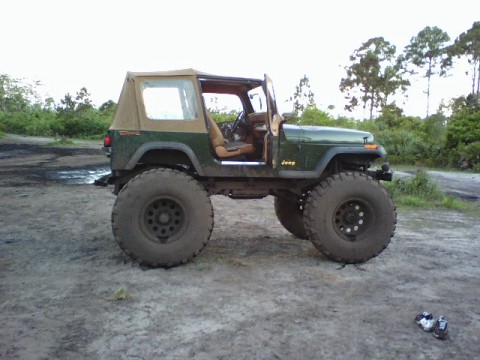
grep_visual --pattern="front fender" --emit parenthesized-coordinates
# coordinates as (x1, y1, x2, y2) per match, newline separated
(278, 146, 387, 179)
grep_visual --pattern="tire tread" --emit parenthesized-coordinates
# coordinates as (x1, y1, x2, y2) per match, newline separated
(304, 172, 397, 263)
(112, 168, 214, 268)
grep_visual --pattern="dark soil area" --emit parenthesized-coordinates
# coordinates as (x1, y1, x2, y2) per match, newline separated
(0, 142, 109, 187)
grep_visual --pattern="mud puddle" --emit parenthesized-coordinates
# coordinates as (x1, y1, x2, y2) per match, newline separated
(46, 167, 110, 185)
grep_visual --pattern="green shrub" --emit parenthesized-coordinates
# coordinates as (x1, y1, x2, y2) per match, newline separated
(0, 113, 6, 135)
(440, 196, 468, 211)
(0, 107, 112, 139)
(462, 141, 480, 168)
(446, 108, 480, 147)
(390, 170, 443, 200)
(209, 110, 236, 123)
(386, 170, 471, 211)
(297, 107, 334, 126)
(333, 116, 356, 129)
(376, 129, 423, 164)
(56, 109, 110, 138)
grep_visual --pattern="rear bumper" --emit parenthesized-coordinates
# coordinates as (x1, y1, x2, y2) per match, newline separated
(102, 146, 111, 157)
(93, 173, 113, 187)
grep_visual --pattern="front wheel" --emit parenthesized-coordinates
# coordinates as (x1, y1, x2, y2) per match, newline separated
(304, 172, 396, 263)
(112, 168, 214, 267)
(274, 196, 308, 240)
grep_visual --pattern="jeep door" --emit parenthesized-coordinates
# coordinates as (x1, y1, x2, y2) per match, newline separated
(264, 74, 282, 169)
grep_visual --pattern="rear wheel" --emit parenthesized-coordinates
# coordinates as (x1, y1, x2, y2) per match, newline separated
(304, 172, 396, 263)
(274, 196, 308, 240)
(112, 168, 214, 267)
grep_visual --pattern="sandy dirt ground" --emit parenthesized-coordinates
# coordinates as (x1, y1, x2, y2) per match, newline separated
(1, 134, 479, 359)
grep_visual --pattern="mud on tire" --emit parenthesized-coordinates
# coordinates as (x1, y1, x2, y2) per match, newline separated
(304, 172, 396, 263)
(112, 168, 214, 267)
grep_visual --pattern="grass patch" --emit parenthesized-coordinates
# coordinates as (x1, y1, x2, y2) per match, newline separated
(385, 170, 474, 212)
(399, 195, 429, 207)
(216, 255, 253, 267)
(108, 285, 133, 301)
(440, 195, 469, 211)
(227, 257, 253, 267)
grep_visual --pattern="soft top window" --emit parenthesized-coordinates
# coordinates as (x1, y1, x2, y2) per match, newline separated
(141, 79, 198, 120)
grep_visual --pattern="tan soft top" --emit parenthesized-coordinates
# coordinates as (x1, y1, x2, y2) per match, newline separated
(111, 69, 264, 131)
(111, 69, 209, 131)
(125, 68, 213, 79)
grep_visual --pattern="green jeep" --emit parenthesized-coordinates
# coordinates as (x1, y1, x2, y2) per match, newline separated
(96, 69, 396, 267)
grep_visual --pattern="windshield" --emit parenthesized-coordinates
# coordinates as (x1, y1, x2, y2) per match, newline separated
(265, 80, 278, 115)
(264, 74, 283, 137)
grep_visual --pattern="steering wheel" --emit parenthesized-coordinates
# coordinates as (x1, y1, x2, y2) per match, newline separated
(231, 110, 246, 133)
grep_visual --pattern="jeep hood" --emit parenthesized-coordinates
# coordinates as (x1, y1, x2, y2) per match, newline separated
(282, 124, 374, 144)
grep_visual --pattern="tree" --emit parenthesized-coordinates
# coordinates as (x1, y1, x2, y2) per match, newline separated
(56, 87, 93, 117)
(340, 37, 409, 120)
(291, 75, 315, 116)
(55, 87, 103, 137)
(99, 100, 116, 113)
(446, 94, 480, 162)
(449, 21, 480, 95)
(446, 107, 480, 168)
(449, 93, 480, 113)
(0, 74, 35, 113)
(404, 26, 451, 118)
(297, 106, 333, 126)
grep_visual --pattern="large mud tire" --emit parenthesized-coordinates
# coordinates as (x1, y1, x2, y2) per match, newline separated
(112, 168, 214, 267)
(304, 172, 396, 263)
(274, 196, 308, 240)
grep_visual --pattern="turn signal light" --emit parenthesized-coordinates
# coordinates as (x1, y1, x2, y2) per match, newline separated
(364, 144, 379, 150)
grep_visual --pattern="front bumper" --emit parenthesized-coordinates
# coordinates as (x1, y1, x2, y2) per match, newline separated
(368, 162, 393, 181)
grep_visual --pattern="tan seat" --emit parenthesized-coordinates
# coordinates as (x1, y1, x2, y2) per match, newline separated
(207, 112, 255, 158)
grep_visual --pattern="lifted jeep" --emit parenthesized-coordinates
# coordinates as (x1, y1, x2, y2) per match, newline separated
(96, 69, 396, 267)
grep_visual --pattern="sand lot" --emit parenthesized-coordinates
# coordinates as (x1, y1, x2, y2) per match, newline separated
(1, 135, 479, 359)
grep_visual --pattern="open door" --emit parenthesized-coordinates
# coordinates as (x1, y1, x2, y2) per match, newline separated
(264, 74, 284, 168)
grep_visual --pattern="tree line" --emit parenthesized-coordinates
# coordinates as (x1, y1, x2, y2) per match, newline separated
(291, 22, 480, 171)
(0, 21, 478, 170)
(0, 75, 114, 139)
(338, 22, 480, 120)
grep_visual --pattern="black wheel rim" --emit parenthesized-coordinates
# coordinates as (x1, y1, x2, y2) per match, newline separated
(143, 198, 186, 244)
(333, 199, 373, 241)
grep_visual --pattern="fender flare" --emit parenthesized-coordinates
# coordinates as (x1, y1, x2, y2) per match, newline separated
(279, 146, 386, 179)
(125, 142, 206, 176)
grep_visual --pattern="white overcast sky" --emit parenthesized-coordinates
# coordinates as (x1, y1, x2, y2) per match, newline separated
(1, 0, 478, 119)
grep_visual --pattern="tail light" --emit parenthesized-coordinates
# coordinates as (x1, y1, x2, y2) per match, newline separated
(104, 135, 112, 147)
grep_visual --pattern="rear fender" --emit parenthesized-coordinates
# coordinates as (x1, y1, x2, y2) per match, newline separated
(124, 142, 205, 176)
